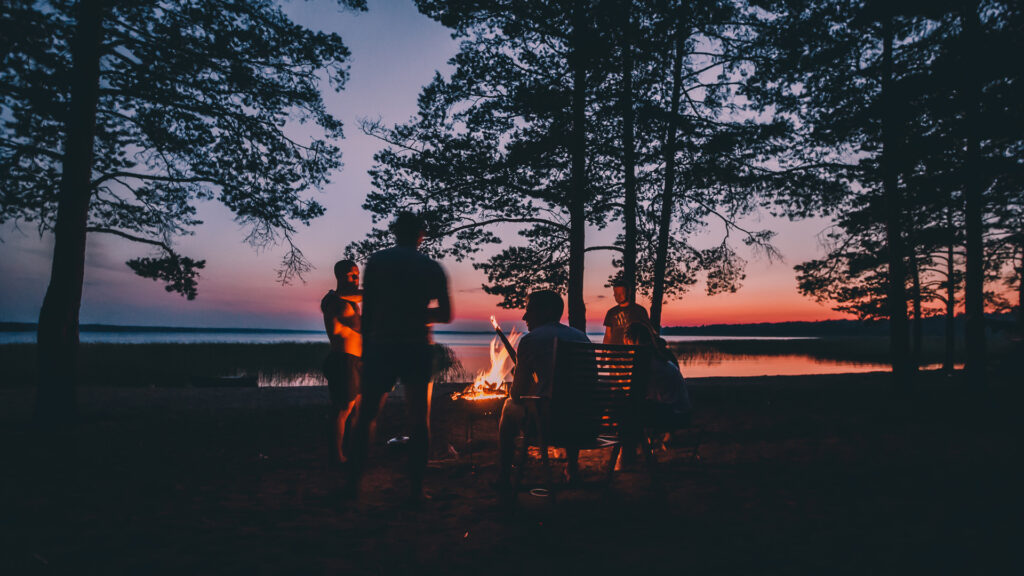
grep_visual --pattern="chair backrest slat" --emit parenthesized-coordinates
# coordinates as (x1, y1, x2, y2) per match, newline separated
(549, 340, 650, 446)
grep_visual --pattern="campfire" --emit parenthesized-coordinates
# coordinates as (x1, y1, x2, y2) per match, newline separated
(452, 316, 521, 401)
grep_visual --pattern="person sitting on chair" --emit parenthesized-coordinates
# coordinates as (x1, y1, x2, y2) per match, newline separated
(623, 322, 692, 430)
(497, 290, 591, 488)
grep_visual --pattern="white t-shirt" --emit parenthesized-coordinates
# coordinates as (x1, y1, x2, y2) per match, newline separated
(511, 321, 591, 399)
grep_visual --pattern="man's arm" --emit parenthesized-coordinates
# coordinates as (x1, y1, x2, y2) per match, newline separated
(426, 264, 452, 324)
(328, 303, 360, 342)
(602, 307, 615, 344)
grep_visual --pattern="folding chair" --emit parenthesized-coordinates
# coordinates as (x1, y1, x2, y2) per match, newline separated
(510, 340, 653, 497)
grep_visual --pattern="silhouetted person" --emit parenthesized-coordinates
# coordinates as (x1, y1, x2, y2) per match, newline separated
(497, 290, 590, 488)
(655, 336, 679, 367)
(346, 212, 452, 504)
(603, 280, 652, 345)
(623, 322, 691, 430)
(321, 260, 362, 467)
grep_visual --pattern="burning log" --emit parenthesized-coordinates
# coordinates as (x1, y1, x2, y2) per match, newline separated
(491, 315, 517, 365)
(451, 317, 521, 401)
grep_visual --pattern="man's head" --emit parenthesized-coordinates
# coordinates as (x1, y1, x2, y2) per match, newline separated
(522, 290, 563, 331)
(391, 211, 425, 247)
(334, 259, 359, 292)
(612, 279, 632, 306)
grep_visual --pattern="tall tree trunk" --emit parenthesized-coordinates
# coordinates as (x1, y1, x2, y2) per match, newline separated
(944, 210, 956, 374)
(620, 0, 637, 301)
(880, 16, 912, 385)
(1017, 252, 1024, 330)
(650, 33, 685, 332)
(567, 0, 588, 331)
(962, 2, 987, 385)
(35, 0, 104, 430)
(909, 250, 923, 369)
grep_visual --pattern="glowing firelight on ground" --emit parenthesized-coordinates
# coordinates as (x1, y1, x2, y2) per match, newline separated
(452, 317, 521, 401)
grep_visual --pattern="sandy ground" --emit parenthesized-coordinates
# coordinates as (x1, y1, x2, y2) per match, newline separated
(1, 372, 1021, 575)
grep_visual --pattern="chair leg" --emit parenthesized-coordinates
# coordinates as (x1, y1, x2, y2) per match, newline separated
(642, 431, 657, 469)
(539, 441, 554, 490)
(511, 433, 529, 495)
(686, 427, 704, 467)
(606, 445, 622, 484)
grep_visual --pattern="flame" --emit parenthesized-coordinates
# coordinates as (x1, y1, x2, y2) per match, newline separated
(453, 325, 521, 401)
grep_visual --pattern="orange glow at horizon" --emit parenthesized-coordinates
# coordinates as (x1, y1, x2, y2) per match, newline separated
(161, 253, 1014, 331)
(201, 272, 856, 329)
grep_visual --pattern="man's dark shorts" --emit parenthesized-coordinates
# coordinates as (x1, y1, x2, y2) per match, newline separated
(361, 343, 433, 398)
(322, 351, 361, 408)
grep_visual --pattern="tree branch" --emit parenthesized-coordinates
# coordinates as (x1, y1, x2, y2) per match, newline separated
(85, 226, 174, 253)
(443, 217, 568, 236)
(91, 171, 222, 188)
(585, 245, 624, 253)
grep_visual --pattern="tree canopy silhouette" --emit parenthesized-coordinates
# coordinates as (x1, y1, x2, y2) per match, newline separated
(0, 0, 365, 425)
(753, 0, 1023, 383)
(351, 0, 793, 330)
(349, 0, 616, 330)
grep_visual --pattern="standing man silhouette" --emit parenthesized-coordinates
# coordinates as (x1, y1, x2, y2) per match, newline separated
(603, 279, 652, 345)
(346, 212, 452, 504)
(321, 260, 362, 467)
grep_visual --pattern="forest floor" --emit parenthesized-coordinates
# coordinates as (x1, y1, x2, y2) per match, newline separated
(1, 371, 1021, 575)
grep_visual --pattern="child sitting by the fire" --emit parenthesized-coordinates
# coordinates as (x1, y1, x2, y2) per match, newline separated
(321, 259, 362, 467)
(497, 290, 591, 488)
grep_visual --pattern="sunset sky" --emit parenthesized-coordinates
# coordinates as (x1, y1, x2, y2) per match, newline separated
(0, 0, 848, 333)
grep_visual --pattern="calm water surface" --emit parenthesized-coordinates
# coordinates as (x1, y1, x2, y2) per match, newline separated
(0, 330, 899, 380)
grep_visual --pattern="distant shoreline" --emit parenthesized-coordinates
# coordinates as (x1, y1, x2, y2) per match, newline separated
(0, 322, 322, 334)
(3, 314, 1012, 337)
(0, 323, 503, 335)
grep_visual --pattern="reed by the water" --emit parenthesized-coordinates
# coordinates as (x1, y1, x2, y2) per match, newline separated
(0, 342, 464, 388)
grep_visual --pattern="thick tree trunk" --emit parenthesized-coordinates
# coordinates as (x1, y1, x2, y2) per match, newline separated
(34, 0, 104, 429)
(909, 250, 923, 369)
(880, 16, 913, 385)
(962, 3, 987, 385)
(650, 34, 685, 332)
(1018, 253, 1024, 330)
(944, 222, 956, 374)
(620, 1, 637, 300)
(566, 0, 588, 331)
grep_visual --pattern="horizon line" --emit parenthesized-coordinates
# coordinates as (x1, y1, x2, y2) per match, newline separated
(0, 317, 893, 334)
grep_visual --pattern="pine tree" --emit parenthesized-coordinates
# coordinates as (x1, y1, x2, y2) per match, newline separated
(0, 0, 365, 426)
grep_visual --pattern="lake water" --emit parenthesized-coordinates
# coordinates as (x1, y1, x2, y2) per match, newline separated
(0, 329, 900, 379)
